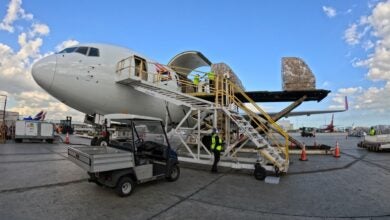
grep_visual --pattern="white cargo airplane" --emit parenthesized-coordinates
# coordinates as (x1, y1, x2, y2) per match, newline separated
(32, 43, 346, 126)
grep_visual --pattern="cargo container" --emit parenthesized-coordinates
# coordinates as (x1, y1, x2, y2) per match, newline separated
(15, 121, 54, 143)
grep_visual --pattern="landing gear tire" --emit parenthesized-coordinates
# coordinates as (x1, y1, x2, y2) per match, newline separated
(115, 177, 135, 197)
(254, 164, 267, 181)
(166, 164, 180, 182)
(274, 166, 280, 177)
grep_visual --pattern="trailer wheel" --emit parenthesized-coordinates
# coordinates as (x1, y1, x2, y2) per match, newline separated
(91, 137, 98, 146)
(166, 164, 180, 182)
(94, 181, 103, 187)
(15, 138, 22, 143)
(115, 177, 135, 197)
(254, 164, 267, 181)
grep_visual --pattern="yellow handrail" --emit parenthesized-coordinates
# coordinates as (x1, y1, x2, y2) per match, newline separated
(214, 75, 289, 164)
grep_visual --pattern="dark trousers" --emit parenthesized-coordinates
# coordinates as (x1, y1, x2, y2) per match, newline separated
(212, 150, 220, 172)
(209, 80, 214, 91)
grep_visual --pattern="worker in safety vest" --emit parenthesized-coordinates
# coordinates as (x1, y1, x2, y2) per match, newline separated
(207, 71, 215, 92)
(369, 127, 376, 136)
(210, 128, 223, 173)
(193, 74, 200, 92)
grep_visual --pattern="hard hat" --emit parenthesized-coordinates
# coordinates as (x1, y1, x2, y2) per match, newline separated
(212, 128, 217, 133)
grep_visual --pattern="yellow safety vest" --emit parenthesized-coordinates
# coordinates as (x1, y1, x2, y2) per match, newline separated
(207, 71, 215, 81)
(211, 134, 223, 151)
(194, 75, 200, 85)
(369, 128, 375, 136)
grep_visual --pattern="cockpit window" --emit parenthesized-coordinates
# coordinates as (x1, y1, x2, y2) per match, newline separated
(58, 47, 77, 53)
(88, 47, 100, 57)
(75, 47, 89, 55)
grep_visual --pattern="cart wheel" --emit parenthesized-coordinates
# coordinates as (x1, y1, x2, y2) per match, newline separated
(254, 164, 267, 180)
(96, 137, 108, 146)
(166, 164, 180, 182)
(46, 139, 54, 144)
(115, 177, 135, 197)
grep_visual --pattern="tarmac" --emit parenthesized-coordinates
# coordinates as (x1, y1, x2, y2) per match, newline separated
(1, 133, 390, 220)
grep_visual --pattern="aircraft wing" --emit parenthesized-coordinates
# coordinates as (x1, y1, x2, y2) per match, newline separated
(260, 96, 348, 119)
(195, 89, 330, 102)
(269, 108, 347, 118)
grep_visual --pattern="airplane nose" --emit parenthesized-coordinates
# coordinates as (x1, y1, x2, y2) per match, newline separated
(32, 55, 56, 91)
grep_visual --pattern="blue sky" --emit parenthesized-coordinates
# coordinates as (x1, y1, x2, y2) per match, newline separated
(1, 0, 389, 128)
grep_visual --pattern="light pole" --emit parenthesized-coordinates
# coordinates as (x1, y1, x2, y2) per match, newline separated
(0, 94, 6, 143)
(1, 94, 6, 122)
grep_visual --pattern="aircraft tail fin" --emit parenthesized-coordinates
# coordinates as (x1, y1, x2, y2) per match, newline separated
(330, 114, 334, 126)
(24, 110, 46, 121)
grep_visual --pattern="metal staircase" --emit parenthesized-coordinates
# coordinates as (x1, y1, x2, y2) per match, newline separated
(115, 58, 289, 173)
(214, 76, 290, 172)
(117, 80, 214, 109)
(223, 109, 287, 170)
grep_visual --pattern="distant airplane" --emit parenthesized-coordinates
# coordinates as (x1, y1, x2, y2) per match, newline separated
(23, 110, 46, 121)
(31, 43, 347, 126)
(323, 114, 335, 132)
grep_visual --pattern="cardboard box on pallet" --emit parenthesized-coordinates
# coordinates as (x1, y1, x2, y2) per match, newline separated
(211, 63, 245, 91)
(282, 57, 316, 91)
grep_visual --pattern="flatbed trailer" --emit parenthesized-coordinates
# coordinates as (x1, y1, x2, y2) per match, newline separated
(357, 134, 390, 152)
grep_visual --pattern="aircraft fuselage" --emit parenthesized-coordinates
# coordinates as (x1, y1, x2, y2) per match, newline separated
(32, 43, 186, 123)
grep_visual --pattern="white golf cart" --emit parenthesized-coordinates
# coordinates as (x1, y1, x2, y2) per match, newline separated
(68, 114, 180, 197)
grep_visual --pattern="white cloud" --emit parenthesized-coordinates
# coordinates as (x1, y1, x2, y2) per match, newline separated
(9, 91, 82, 120)
(0, 0, 32, 33)
(338, 0, 390, 117)
(338, 87, 363, 95)
(55, 39, 79, 52)
(344, 24, 360, 45)
(362, 40, 375, 50)
(0, 0, 84, 121)
(322, 6, 337, 18)
(29, 23, 50, 37)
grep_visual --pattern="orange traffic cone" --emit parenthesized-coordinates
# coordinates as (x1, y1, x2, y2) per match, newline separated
(334, 141, 340, 158)
(299, 145, 308, 161)
(65, 132, 70, 144)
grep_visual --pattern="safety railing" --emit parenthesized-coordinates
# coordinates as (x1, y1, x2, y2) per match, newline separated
(214, 75, 290, 164)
